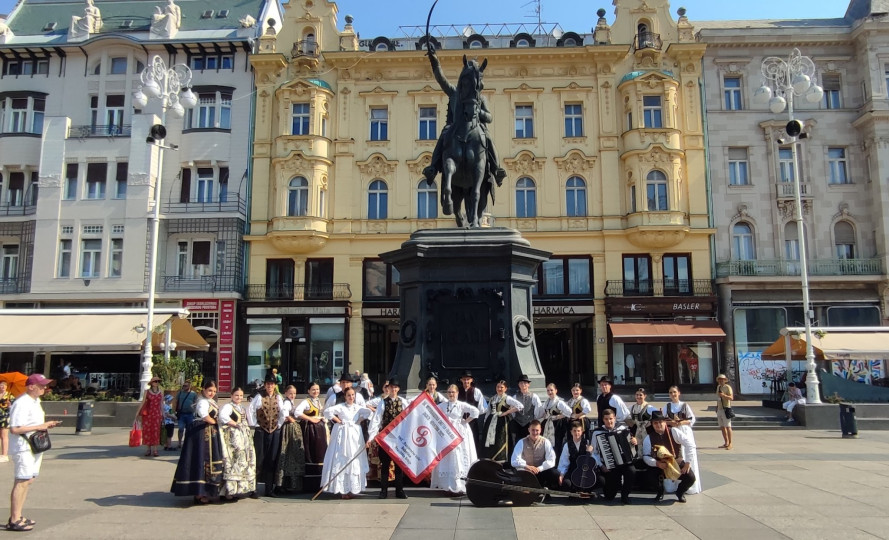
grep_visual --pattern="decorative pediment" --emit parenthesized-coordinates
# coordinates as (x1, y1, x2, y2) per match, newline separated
(358, 86, 398, 98)
(273, 150, 332, 178)
(504, 151, 544, 176)
(554, 150, 597, 174)
(357, 153, 398, 177)
(406, 152, 433, 177)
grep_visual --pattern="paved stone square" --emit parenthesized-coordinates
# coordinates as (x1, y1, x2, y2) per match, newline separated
(1, 426, 887, 539)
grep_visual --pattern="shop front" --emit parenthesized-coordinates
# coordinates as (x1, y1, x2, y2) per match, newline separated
(605, 298, 724, 393)
(238, 303, 350, 391)
(531, 302, 596, 389)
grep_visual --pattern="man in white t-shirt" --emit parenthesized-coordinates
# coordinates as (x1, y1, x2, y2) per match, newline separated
(7, 373, 62, 532)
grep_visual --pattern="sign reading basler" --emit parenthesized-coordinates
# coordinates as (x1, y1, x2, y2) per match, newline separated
(374, 392, 463, 483)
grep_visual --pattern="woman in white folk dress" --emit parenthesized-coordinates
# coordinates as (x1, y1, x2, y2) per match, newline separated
(321, 387, 373, 499)
(431, 385, 480, 495)
(663, 385, 701, 494)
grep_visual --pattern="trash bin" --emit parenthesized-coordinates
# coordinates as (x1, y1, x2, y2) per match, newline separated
(76, 400, 94, 435)
(839, 403, 858, 439)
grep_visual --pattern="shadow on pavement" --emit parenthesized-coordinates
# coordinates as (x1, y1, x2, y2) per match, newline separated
(86, 491, 186, 508)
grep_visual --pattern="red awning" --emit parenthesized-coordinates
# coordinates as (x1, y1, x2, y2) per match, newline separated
(609, 321, 726, 343)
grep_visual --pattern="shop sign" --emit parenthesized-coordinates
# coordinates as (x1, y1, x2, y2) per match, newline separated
(217, 347, 233, 393)
(247, 306, 348, 316)
(219, 300, 235, 346)
(608, 299, 713, 315)
(533, 305, 595, 315)
(363, 307, 400, 317)
(182, 299, 219, 312)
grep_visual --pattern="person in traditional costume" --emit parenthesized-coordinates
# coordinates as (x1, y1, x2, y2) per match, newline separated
(416, 376, 447, 404)
(595, 376, 629, 428)
(457, 370, 487, 446)
(565, 383, 592, 433)
(591, 409, 637, 504)
(510, 374, 541, 449)
(294, 382, 327, 492)
(643, 411, 697, 503)
(481, 380, 522, 462)
(662, 386, 701, 494)
(626, 387, 657, 458)
(219, 387, 256, 500)
(510, 419, 559, 491)
(325, 373, 366, 408)
(368, 378, 411, 499)
(321, 387, 373, 499)
(247, 374, 286, 496)
(431, 384, 479, 495)
(138, 376, 164, 457)
(363, 380, 389, 483)
(366, 380, 388, 410)
(276, 385, 306, 492)
(537, 383, 571, 459)
(171, 380, 224, 504)
(557, 420, 594, 493)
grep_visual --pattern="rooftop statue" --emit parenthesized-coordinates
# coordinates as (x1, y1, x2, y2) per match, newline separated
(70, 0, 103, 38)
(420, 0, 506, 228)
(151, 0, 182, 38)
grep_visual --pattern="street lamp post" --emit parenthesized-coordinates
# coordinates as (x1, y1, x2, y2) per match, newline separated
(132, 55, 196, 399)
(754, 48, 824, 404)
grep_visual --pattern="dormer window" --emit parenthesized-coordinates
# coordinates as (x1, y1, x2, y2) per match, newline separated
(563, 38, 577, 47)
(375, 42, 389, 52)
(516, 38, 530, 48)
(469, 40, 483, 49)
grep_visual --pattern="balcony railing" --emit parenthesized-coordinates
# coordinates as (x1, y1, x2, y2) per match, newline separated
(605, 279, 714, 297)
(246, 283, 353, 301)
(716, 258, 884, 277)
(775, 183, 812, 198)
(0, 277, 29, 294)
(634, 31, 662, 51)
(68, 124, 132, 138)
(162, 195, 246, 215)
(161, 274, 242, 293)
(0, 203, 36, 216)
(292, 39, 319, 58)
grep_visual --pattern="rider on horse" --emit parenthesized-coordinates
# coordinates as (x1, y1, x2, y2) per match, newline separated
(421, 42, 507, 192)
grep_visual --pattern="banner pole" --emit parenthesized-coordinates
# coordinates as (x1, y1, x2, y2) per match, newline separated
(311, 443, 370, 501)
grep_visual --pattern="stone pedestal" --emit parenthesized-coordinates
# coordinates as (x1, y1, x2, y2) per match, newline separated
(381, 228, 551, 392)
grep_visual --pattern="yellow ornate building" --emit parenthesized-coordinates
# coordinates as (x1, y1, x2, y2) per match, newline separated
(240, 0, 719, 393)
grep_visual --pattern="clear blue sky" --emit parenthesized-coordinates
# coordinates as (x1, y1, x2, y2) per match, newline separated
(1, 0, 851, 35)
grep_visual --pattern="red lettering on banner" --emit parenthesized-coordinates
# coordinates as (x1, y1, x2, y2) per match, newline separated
(182, 299, 220, 312)
(219, 300, 235, 346)
(217, 347, 233, 393)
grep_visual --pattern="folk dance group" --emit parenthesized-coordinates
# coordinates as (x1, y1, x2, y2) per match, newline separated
(169, 370, 705, 504)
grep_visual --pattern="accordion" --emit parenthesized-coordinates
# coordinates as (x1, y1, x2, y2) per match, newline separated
(594, 430, 634, 468)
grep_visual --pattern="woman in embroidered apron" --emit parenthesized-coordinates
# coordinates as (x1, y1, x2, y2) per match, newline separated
(663, 386, 701, 494)
(276, 385, 306, 492)
(537, 383, 571, 460)
(295, 382, 328, 492)
(627, 387, 657, 459)
(170, 380, 224, 504)
(565, 383, 592, 433)
(431, 384, 480, 495)
(480, 380, 522, 462)
(219, 387, 256, 500)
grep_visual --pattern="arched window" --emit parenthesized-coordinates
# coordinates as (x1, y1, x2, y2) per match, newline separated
(645, 170, 668, 211)
(287, 176, 309, 217)
(835, 221, 856, 259)
(732, 222, 755, 260)
(375, 42, 389, 52)
(417, 180, 437, 219)
(469, 39, 484, 49)
(368, 179, 388, 219)
(515, 177, 536, 218)
(565, 176, 587, 217)
(563, 37, 577, 47)
(516, 38, 530, 48)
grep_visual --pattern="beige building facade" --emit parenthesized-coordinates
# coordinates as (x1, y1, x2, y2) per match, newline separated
(243, 0, 719, 392)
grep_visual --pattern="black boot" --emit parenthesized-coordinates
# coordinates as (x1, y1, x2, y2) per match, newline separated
(676, 490, 687, 503)
(654, 487, 664, 503)
(395, 490, 408, 499)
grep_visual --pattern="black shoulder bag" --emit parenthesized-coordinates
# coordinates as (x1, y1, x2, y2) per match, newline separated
(25, 430, 51, 454)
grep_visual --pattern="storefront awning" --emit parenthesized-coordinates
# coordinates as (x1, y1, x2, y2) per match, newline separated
(0, 312, 208, 353)
(609, 321, 726, 343)
(762, 329, 889, 359)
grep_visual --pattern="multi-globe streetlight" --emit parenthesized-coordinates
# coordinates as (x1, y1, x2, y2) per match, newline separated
(754, 48, 824, 404)
(132, 55, 196, 399)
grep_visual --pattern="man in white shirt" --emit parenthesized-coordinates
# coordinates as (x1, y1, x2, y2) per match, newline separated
(595, 376, 630, 427)
(642, 411, 696, 503)
(510, 419, 559, 490)
(7, 374, 62, 532)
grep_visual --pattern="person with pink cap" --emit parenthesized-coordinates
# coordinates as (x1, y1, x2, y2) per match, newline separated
(6, 374, 62, 532)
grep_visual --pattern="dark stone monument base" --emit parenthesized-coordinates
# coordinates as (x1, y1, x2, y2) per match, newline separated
(382, 228, 551, 393)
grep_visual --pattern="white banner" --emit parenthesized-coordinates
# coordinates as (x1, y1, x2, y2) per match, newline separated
(375, 392, 463, 483)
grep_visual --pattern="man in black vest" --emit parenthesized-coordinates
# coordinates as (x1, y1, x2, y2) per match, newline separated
(509, 374, 541, 451)
(642, 411, 696, 502)
(557, 420, 595, 494)
(368, 378, 410, 499)
(592, 409, 637, 504)
(595, 376, 629, 428)
(457, 370, 486, 445)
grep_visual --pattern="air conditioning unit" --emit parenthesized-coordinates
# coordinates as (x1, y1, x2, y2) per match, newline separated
(287, 326, 305, 339)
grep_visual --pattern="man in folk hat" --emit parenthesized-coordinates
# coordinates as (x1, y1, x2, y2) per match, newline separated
(246, 373, 286, 496)
(457, 370, 487, 446)
(368, 377, 410, 499)
(642, 411, 696, 503)
(326, 373, 366, 408)
(716, 374, 734, 450)
(510, 374, 542, 450)
(596, 376, 629, 428)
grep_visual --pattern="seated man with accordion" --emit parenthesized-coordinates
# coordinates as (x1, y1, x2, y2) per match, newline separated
(591, 408, 637, 504)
